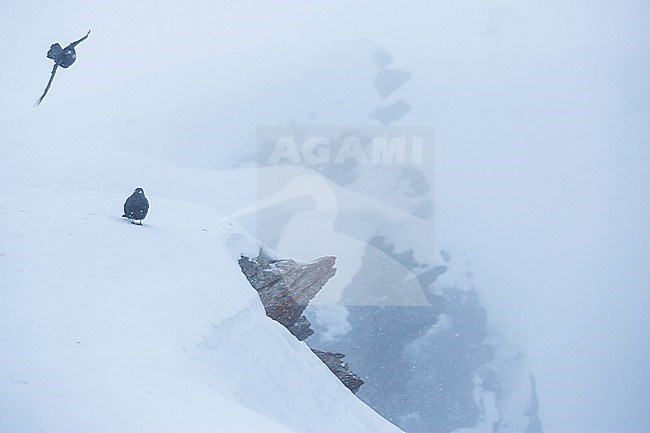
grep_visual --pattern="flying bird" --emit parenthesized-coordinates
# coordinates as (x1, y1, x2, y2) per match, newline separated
(122, 188, 149, 226)
(35, 30, 91, 106)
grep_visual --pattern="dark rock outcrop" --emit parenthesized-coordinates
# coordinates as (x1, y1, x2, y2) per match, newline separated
(239, 253, 364, 393)
(311, 349, 364, 394)
(239, 254, 336, 340)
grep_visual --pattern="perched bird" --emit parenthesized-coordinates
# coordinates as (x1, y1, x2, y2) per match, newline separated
(35, 30, 91, 106)
(122, 188, 149, 225)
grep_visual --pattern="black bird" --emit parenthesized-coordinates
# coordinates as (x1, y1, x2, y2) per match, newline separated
(122, 188, 149, 225)
(36, 30, 91, 106)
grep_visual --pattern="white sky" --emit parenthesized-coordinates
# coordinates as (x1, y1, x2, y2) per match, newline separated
(1, 1, 649, 432)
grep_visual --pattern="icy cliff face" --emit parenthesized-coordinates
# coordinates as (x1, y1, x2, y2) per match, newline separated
(235, 42, 543, 433)
(306, 241, 542, 433)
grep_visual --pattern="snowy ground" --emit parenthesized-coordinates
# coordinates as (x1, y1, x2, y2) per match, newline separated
(1, 2, 649, 431)
(0, 187, 402, 433)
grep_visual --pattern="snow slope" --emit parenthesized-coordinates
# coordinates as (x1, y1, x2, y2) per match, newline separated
(0, 187, 402, 433)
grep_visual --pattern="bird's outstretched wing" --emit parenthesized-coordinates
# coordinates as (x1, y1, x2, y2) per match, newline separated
(69, 30, 91, 49)
(35, 64, 59, 107)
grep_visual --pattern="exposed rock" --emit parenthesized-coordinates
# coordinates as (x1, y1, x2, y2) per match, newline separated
(374, 100, 412, 125)
(239, 253, 364, 393)
(312, 349, 364, 394)
(374, 48, 394, 68)
(375, 69, 411, 98)
(239, 254, 336, 341)
(525, 376, 543, 433)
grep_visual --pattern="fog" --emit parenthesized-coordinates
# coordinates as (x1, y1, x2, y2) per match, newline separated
(1, 1, 649, 432)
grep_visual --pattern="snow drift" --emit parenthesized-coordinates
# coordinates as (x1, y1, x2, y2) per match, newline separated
(0, 187, 402, 433)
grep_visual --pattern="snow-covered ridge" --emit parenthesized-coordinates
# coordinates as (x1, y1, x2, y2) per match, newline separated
(0, 187, 402, 433)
